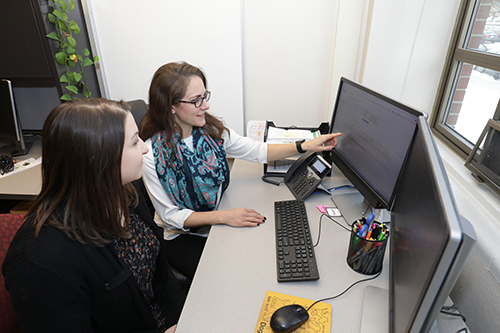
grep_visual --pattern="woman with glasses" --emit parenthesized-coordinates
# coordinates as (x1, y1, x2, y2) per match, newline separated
(139, 62, 342, 281)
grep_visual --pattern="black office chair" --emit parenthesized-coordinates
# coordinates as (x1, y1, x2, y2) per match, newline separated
(131, 177, 192, 293)
(126, 100, 192, 292)
(126, 99, 148, 127)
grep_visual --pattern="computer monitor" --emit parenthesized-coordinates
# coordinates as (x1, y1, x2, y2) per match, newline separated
(388, 116, 476, 332)
(0, 79, 32, 156)
(329, 77, 421, 210)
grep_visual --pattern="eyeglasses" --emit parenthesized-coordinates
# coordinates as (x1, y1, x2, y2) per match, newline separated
(179, 91, 211, 108)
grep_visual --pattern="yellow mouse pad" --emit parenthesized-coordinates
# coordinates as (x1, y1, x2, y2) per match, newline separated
(254, 291, 332, 333)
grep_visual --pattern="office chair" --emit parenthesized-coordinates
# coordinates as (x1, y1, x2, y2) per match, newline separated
(0, 213, 24, 333)
(126, 99, 148, 126)
(131, 178, 192, 292)
(126, 99, 192, 292)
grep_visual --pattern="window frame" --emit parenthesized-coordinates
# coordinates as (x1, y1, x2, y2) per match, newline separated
(431, 0, 500, 160)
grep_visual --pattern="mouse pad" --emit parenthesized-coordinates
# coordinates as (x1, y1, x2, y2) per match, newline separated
(255, 290, 332, 333)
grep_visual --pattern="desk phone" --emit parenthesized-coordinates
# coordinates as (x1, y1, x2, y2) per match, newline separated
(284, 152, 332, 201)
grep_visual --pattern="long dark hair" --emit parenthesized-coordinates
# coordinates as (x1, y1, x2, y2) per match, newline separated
(140, 61, 229, 160)
(28, 98, 136, 246)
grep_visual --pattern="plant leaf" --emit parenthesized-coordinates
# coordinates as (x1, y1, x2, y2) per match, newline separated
(93, 56, 100, 62)
(66, 85, 79, 94)
(60, 1, 67, 12)
(68, 61, 76, 68)
(57, 20, 67, 32)
(68, 36, 76, 48)
(60, 74, 70, 83)
(83, 58, 94, 67)
(67, 72, 77, 84)
(84, 89, 91, 98)
(82, 48, 90, 56)
(55, 52, 67, 66)
(48, 13, 56, 24)
(69, 21, 80, 35)
(53, 10, 68, 22)
(46, 32, 59, 40)
(68, 0, 75, 12)
(61, 94, 72, 101)
(66, 46, 75, 54)
(68, 72, 82, 83)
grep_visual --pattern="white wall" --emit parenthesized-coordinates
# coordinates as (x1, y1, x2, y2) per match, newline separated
(85, 0, 460, 132)
(359, 0, 460, 116)
(85, 0, 245, 134)
(242, 0, 338, 128)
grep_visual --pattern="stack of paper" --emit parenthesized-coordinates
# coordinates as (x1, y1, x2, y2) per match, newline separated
(266, 127, 320, 144)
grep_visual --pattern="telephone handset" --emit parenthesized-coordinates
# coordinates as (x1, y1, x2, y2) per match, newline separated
(284, 151, 332, 201)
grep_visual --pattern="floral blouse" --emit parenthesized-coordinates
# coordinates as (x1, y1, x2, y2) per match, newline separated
(114, 212, 166, 332)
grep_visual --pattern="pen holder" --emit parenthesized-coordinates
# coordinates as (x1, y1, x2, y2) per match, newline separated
(346, 218, 389, 275)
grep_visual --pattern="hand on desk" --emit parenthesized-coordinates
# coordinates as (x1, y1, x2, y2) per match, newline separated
(185, 207, 266, 228)
(218, 207, 266, 227)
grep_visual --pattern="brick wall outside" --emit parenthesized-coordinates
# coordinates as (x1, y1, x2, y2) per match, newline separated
(446, 1, 493, 128)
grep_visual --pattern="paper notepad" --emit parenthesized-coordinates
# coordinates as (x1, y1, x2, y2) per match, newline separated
(254, 291, 332, 333)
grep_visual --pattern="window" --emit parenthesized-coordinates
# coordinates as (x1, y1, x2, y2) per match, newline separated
(432, 0, 500, 159)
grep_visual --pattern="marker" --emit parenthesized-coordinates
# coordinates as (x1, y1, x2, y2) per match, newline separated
(363, 214, 375, 238)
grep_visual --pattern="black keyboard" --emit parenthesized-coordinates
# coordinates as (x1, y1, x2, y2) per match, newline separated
(274, 200, 319, 282)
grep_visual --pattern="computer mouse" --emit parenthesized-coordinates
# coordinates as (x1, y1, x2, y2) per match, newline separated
(269, 304, 309, 333)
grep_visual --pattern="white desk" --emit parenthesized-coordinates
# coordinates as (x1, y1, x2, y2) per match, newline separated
(0, 137, 42, 200)
(175, 159, 389, 332)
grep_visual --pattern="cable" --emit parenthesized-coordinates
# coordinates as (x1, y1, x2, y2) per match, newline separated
(323, 213, 352, 230)
(326, 184, 354, 192)
(307, 201, 384, 313)
(0, 154, 15, 175)
(306, 270, 382, 311)
(439, 304, 469, 333)
(261, 174, 284, 186)
(313, 213, 351, 247)
(440, 306, 467, 323)
(454, 329, 469, 333)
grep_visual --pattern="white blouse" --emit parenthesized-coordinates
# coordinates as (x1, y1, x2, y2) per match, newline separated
(141, 128, 268, 240)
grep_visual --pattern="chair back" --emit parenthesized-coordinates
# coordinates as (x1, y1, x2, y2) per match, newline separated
(0, 213, 24, 333)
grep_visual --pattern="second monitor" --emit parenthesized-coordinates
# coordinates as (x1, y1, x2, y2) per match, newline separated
(329, 78, 422, 211)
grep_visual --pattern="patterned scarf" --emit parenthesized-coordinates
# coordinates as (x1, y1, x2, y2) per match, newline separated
(152, 128, 230, 211)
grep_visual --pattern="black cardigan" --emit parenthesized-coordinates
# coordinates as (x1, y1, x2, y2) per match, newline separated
(2, 194, 185, 333)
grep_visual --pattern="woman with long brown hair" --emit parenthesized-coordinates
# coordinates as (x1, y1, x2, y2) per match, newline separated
(2, 98, 185, 333)
(140, 61, 342, 281)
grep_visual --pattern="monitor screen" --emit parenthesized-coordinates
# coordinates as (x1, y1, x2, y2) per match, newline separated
(0, 79, 31, 156)
(389, 116, 476, 333)
(329, 78, 421, 209)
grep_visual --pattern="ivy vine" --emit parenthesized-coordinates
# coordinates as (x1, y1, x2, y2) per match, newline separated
(46, 0, 99, 100)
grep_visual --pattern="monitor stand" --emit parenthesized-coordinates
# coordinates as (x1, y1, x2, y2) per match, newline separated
(0, 140, 33, 157)
(360, 286, 466, 333)
(330, 189, 368, 224)
(330, 189, 391, 225)
(360, 285, 389, 333)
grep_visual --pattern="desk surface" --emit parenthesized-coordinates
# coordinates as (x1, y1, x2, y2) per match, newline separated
(175, 159, 390, 332)
(0, 137, 42, 200)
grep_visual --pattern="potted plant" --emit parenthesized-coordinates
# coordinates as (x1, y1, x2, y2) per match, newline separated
(45, 0, 99, 100)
